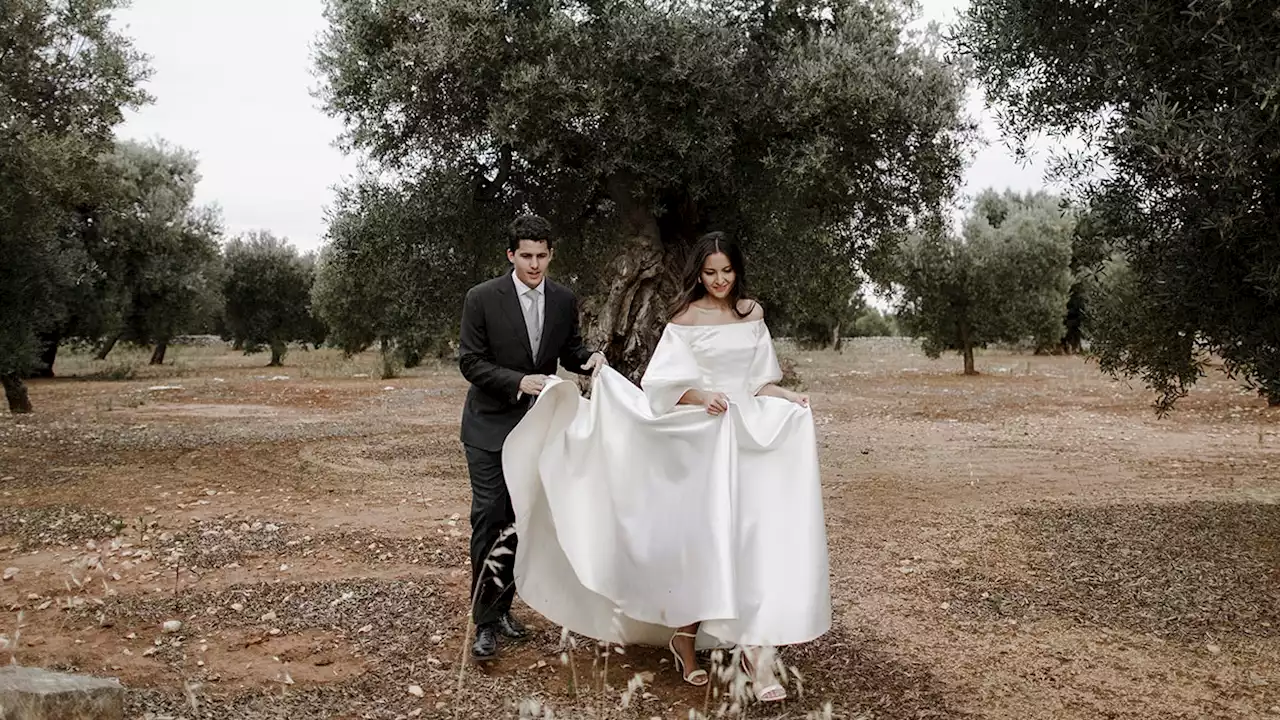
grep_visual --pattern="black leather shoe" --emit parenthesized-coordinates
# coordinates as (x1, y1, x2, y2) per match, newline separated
(472, 623, 499, 660)
(496, 611, 528, 640)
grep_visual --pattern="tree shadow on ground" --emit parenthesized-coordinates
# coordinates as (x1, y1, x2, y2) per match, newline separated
(945, 501, 1280, 641)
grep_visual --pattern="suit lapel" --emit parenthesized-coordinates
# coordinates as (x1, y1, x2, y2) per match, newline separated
(498, 279, 535, 363)
(534, 283, 563, 366)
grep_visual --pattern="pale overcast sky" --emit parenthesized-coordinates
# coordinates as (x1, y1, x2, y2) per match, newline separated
(113, 0, 1060, 253)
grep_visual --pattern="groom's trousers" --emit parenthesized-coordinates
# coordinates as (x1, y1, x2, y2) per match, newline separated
(464, 443, 518, 626)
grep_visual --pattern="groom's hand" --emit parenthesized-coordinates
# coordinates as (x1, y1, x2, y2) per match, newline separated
(582, 352, 607, 373)
(519, 374, 549, 396)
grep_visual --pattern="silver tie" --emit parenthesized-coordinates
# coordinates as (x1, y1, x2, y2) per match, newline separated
(524, 287, 542, 357)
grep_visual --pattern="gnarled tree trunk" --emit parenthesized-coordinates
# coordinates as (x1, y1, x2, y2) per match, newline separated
(581, 178, 678, 385)
(32, 332, 59, 378)
(95, 334, 120, 360)
(150, 339, 169, 365)
(960, 319, 977, 375)
(379, 337, 396, 379)
(268, 340, 286, 367)
(2, 374, 32, 414)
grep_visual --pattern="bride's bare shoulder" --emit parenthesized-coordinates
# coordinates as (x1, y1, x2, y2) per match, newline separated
(739, 299, 764, 321)
(668, 300, 763, 327)
(669, 306, 698, 326)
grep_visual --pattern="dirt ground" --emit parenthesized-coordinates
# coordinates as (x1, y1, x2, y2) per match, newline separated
(0, 339, 1277, 719)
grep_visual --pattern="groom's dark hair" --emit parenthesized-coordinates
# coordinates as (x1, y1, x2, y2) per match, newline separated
(508, 215, 554, 252)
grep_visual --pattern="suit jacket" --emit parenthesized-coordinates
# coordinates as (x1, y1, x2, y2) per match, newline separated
(458, 273, 595, 451)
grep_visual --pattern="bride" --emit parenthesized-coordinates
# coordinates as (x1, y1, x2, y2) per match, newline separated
(501, 232, 831, 702)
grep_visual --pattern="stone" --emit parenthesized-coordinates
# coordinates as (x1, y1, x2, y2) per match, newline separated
(0, 665, 125, 720)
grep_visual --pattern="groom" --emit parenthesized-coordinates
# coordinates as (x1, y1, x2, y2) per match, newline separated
(457, 214, 606, 660)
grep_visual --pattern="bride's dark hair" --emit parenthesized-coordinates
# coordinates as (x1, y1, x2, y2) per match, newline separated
(670, 231, 753, 320)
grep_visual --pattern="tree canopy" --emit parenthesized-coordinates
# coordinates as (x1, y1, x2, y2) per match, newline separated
(311, 170, 510, 375)
(750, 230, 863, 349)
(956, 0, 1280, 410)
(92, 139, 223, 365)
(316, 0, 970, 379)
(892, 190, 1075, 374)
(852, 306, 898, 338)
(223, 232, 322, 367)
(0, 0, 150, 412)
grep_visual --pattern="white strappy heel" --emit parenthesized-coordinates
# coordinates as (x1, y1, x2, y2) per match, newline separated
(668, 631, 708, 686)
(740, 646, 787, 703)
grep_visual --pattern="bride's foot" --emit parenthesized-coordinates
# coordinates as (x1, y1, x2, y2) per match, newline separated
(668, 631, 707, 686)
(739, 646, 787, 703)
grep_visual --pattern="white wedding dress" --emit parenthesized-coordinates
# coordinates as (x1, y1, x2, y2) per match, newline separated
(502, 318, 831, 650)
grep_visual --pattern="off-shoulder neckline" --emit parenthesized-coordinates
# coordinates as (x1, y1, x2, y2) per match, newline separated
(666, 317, 765, 329)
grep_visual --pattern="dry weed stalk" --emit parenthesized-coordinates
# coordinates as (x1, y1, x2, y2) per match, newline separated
(560, 640, 580, 699)
(618, 669, 653, 709)
(805, 701, 836, 720)
(704, 649, 722, 717)
(521, 635, 819, 720)
(7, 610, 23, 665)
(453, 525, 819, 719)
(456, 525, 516, 695)
(183, 679, 202, 712)
(593, 640, 605, 717)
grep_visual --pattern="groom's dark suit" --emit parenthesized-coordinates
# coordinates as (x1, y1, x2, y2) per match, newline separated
(458, 271, 596, 631)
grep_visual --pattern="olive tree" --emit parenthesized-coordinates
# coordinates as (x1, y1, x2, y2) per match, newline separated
(957, 0, 1280, 409)
(893, 191, 1075, 374)
(0, 0, 150, 412)
(316, 0, 970, 379)
(222, 232, 320, 367)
